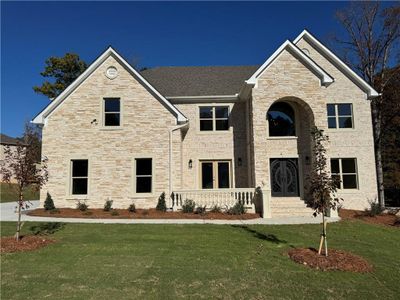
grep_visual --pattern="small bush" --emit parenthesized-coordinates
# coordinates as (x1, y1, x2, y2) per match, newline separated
(227, 202, 246, 215)
(195, 205, 207, 215)
(104, 200, 113, 212)
(210, 205, 222, 213)
(365, 199, 384, 216)
(76, 201, 88, 211)
(156, 192, 167, 212)
(111, 210, 119, 216)
(44, 192, 56, 211)
(182, 199, 195, 213)
(128, 203, 136, 213)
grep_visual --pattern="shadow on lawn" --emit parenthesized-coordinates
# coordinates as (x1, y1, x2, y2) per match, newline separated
(30, 222, 66, 236)
(232, 225, 287, 244)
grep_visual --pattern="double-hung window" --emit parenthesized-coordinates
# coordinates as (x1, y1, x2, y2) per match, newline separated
(327, 104, 353, 129)
(71, 159, 88, 195)
(135, 158, 152, 193)
(330, 158, 358, 189)
(104, 98, 120, 126)
(199, 106, 229, 131)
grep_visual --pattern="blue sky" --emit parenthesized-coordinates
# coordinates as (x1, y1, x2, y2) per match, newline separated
(0, 1, 388, 137)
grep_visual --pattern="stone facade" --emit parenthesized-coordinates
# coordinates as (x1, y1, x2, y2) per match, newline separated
(251, 38, 377, 210)
(38, 38, 378, 212)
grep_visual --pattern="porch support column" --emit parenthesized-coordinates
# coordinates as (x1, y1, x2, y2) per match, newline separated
(262, 189, 272, 218)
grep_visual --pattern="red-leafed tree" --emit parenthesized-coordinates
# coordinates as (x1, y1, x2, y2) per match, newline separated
(0, 123, 48, 241)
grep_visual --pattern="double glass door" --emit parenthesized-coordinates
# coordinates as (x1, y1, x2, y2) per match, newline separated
(201, 161, 231, 189)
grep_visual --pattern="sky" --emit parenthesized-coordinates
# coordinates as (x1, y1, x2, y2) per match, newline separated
(0, 1, 392, 137)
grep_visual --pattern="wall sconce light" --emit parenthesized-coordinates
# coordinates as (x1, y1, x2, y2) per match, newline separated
(305, 156, 310, 165)
(238, 157, 242, 167)
(188, 159, 193, 169)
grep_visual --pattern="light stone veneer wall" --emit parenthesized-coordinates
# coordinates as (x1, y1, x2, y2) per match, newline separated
(251, 40, 377, 210)
(40, 55, 178, 209)
(174, 102, 249, 190)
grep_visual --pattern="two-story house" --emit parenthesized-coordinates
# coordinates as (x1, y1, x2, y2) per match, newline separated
(32, 30, 378, 218)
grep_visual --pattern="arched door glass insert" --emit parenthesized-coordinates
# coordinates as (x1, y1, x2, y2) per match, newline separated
(267, 102, 296, 136)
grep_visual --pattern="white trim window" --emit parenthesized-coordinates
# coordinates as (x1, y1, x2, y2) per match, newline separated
(327, 104, 353, 129)
(71, 159, 88, 195)
(330, 158, 358, 189)
(199, 106, 229, 131)
(135, 158, 153, 193)
(104, 98, 121, 126)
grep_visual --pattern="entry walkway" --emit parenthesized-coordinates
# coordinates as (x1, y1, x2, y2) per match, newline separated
(1, 201, 340, 225)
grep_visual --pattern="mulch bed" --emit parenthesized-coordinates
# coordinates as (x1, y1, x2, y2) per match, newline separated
(339, 209, 400, 227)
(27, 208, 260, 220)
(1, 236, 55, 253)
(288, 248, 373, 273)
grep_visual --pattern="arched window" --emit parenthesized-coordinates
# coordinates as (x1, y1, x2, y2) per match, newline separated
(267, 102, 296, 136)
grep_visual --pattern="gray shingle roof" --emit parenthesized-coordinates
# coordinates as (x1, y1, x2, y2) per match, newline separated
(140, 65, 259, 97)
(0, 134, 23, 146)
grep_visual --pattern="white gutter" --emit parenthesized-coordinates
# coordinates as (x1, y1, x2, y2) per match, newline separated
(169, 121, 190, 197)
(167, 94, 239, 103)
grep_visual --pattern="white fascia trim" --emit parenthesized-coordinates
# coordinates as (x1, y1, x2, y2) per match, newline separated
(293, 29, 379, 99)
(32, 47, 187, 124)
(167, 94, 239, 103)
(246, 40, 334, 86)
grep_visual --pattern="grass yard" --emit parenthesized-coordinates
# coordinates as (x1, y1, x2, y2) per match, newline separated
(0, 183, 39, 203)
(1, 220, 399, 299)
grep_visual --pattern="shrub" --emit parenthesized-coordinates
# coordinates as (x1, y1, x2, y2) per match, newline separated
(104, 200, 113, 212)
(156, 192, 167, 212)
(44, 192, 56, 211)
(76, 201, 88, 211)
(182, 199, 195, 213)
(111, 210, 119, 216)
(210, 205, 222, 213)
(195, 205, 207, 215)
(227, 202, 246, 215)
(128, 203, 136, 213)
(365, 198, 384, 216)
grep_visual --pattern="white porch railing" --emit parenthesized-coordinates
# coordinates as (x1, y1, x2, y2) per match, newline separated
(171, 188, 257, 211)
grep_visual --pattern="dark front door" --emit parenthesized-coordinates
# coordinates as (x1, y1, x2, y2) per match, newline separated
(270, 158, 299, 197)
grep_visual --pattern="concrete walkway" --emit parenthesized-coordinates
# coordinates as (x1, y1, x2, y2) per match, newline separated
(0, 200, 340, 225)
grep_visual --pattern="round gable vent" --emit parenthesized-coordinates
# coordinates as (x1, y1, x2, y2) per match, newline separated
(301, 48, 310, 55)
(106, 66, 118, 79)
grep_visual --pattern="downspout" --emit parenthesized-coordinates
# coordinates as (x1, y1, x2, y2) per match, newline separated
(169, 121, 189, 197)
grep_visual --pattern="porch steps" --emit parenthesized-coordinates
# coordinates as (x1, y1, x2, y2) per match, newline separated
(270, 197, 314, 217)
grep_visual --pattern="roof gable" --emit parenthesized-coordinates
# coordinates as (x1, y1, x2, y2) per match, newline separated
(246, 40, 334, 86)
(32, 47, 187, 124)
(293, 30, 379, 99)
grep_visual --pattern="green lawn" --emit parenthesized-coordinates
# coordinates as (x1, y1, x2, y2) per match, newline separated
(1, 220, 399, 299)
(0, 183, 39, 203)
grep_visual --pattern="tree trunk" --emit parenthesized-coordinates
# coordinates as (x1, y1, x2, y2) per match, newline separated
(16, 192, 22, 241)
(371, 101, 385, 207)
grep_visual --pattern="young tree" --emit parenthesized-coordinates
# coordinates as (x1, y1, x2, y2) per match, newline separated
(33, 53, 87, 99)
(305, 127, 341, 256)
(0, 125, 48, 241)
(334, 2, 400, 207)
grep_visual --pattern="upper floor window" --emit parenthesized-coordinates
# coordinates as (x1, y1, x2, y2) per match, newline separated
(331, 158, 358, 189)
(71, 159, 88, 195)
(327, 104, 353, 129)
(104, 98, 120, 126)
(135, 158, 152, 193)
(267, 102, 296, 136)
(199, 106, 229, 131)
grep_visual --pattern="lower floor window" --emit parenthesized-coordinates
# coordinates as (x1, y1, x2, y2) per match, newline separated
(135, 158, 152, 193)
(330, 158, 358, 189)
(71, 159, 88, 195)
(200, 160, 231, 189)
